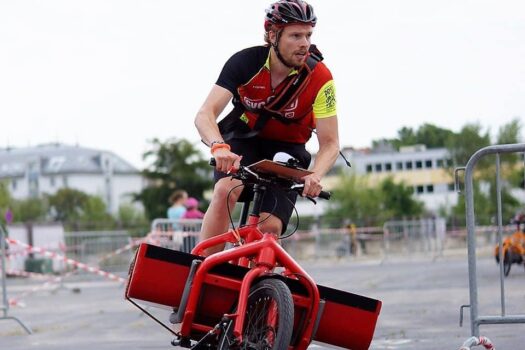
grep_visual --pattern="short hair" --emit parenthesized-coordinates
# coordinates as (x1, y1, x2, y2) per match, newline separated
(169, 190, 187, 205)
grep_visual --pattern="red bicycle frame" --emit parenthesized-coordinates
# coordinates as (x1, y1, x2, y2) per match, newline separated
(179, 209, 321, 350)
(126, 160, 382, 350)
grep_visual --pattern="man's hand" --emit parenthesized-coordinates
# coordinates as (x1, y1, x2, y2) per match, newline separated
(301, 173, 322, 197)
(213, 148, 242, 173)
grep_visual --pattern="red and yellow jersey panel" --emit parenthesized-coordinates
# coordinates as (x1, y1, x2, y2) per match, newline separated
(216, 46, 337, 144)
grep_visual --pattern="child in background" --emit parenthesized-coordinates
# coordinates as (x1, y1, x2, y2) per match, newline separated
(167, 190, 188, 220)
(182, 197, 205, 219)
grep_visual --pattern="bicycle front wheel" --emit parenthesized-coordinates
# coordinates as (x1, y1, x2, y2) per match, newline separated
(241, 278, 294, 350)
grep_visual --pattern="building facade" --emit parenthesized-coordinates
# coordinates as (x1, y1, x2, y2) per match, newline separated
(0, 143, 144, 214)
(310, 144, 458, 214)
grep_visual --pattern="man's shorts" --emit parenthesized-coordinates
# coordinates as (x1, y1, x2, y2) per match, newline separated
(214, 137, 311, 233)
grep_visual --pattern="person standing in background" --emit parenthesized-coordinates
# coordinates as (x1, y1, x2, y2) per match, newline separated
(182, 197, 205, 219)
(167, 190, 188, 220)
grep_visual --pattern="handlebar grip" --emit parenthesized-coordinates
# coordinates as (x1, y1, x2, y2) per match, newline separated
(209, 158, 216, 166)
(318, 190, 331, 200)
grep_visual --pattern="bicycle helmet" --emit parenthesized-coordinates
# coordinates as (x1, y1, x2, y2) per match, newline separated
(264, 0, 317, 68)
(264, 0, 317, 31)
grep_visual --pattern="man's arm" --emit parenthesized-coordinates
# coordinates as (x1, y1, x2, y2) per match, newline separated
(194, 84, 241, 173)
(194, 84, 233, 145)
(302, 116, 340, 197)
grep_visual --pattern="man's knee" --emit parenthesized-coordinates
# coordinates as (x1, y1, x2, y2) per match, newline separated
(211, 179, 242, 206)
(258, 214, 283, 236)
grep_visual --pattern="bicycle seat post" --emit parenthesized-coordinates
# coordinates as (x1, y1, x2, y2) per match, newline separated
(247, 184, 266, 225)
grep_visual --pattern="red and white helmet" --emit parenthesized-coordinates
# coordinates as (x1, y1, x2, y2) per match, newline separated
(264, 0, 317, 32)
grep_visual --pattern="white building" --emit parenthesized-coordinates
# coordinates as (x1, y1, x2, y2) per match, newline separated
(0, 143, 145, 214)
(301, 144, 459, 215)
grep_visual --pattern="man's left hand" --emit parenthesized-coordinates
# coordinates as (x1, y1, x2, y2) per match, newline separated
(301, 173, 322, 197)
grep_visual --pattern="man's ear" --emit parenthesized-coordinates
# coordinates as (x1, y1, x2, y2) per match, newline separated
(269, 30, 277, 45)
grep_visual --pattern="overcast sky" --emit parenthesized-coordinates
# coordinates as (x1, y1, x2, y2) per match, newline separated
(1, 0, 524, 168)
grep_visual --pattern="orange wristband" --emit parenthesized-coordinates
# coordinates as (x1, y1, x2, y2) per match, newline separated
(211, 142, 231, 155)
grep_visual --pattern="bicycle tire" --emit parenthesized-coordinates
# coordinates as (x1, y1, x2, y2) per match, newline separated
(503, 252, 512, 277)
(218, 278, 294, 350)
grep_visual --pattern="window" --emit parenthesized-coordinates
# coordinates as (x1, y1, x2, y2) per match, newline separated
(425, 160, 433, 168)
(12, 179, 17, 190)
(62, 175, 68, 187)
(448, 183, 455, 192)
(436, 159, 444, 168)
(375, 163, 382, 172)
(396, 162, 403, 170)
(416, 185, 424, 194)
(406, 161, 413, 170)
(50, 176, 55, 187)
(385, 163, 392, 172)
(426, 185, 434, 193)
(415, 160, 423, 169)
(366, 164, 373, 173)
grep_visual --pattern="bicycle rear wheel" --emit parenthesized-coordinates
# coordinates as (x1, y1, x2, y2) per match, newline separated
(503, 252, 512, 276)
(219, 278, 294, 350)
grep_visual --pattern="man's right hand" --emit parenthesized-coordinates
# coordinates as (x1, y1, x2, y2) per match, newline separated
(213, 148, 242, 173)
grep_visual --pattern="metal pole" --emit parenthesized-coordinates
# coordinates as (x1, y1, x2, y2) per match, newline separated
(1, 225, 8, 318)
(464, 151, 479, 337)
(463, 143, 525, 337)
(0, 224, 32, 334)
(495, 154, 506, 316)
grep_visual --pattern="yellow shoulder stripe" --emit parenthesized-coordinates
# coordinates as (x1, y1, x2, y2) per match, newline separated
(313, 80, 337, 119)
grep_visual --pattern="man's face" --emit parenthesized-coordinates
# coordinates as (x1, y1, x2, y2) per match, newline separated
(272, 23, 313, 67)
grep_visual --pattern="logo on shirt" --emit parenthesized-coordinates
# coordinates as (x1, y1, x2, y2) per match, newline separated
(283, 98, 298, 119)
(242, 97, 299, 119)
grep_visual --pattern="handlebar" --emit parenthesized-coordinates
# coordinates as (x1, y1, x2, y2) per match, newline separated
(209, 158, 331, 201)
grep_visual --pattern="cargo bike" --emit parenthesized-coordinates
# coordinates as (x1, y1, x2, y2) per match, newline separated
(126, 157, 382, 349)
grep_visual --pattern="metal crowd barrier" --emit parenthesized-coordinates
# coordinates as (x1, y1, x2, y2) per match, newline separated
(383, 218, 447, 259)
(286, 219, 448, 261)
(64, 230, 133, 272)
(150, 219, 202, 253)
(459, 143, 525, 338)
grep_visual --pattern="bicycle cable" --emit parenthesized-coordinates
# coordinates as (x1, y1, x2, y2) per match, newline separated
(225, 182, 278, 231)
(226, 182, 245, 231)
(279, 191, 300, 240)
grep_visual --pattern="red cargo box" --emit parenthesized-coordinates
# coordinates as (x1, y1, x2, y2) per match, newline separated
(126, 243, 381, 350)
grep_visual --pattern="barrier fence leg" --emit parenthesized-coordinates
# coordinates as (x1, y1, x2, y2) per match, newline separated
(0, 225, 32, 334)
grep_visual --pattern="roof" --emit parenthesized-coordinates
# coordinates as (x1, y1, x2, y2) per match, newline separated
(0, 143, 140, 178)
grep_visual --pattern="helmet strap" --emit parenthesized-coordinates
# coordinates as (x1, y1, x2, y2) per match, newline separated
(271, 29, 296, 69)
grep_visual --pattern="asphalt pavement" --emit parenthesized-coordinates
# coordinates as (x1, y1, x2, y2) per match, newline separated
(1, 252, 524, 349)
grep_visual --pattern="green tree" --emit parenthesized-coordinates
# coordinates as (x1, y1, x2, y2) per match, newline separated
(12, 198, 48, 222)
(77, 196, 115, 229)
(380, 177, 424, 219)
(47, 188, 89, 222)
(373, 124, 454, 150)
(414, 123, 454, 149)
(0, 181, 13, 224)
(0, 181, 11, 205)
(135, 138, 213, 220)
(445, 122, 491, 168)
(325, 174, 385, 226)
(118, 204, 146, 226)
(496, 118, 522, 165)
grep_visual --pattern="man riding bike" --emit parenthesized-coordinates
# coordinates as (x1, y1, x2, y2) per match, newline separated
(194, 0, 340, 255)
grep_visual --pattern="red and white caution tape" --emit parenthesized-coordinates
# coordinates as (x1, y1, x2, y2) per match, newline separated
(459, 336, 495, 350)
(5, 238, 126, 284)
(98, 238, 143, 263)
(8, 271, 77, 307)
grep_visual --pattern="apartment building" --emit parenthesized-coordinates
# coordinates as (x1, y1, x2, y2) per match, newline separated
(0, 143, 145, 214)
(315, 144, 458, 213)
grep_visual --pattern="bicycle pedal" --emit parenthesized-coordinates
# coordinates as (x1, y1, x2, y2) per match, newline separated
(171, 336, 191, 348)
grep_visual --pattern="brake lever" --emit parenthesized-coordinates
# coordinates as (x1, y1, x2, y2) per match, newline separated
(306, 196, 317, 205)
